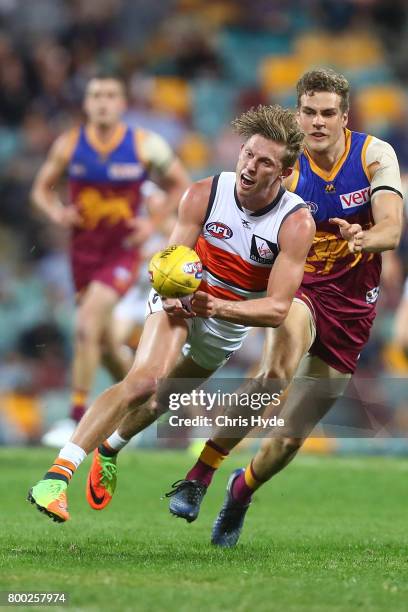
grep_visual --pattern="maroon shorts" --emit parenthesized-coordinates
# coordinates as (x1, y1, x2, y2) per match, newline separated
(71, 251, 140, 297)
(295, 284, 377, 374)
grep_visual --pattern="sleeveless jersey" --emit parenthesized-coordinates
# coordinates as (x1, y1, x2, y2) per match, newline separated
(291, 129, 381, 303)
(195, 172, 306, 302)
(67, 124, 148, 264)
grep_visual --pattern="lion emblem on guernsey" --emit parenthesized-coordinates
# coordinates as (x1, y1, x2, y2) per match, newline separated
(77, 188, 132, 229)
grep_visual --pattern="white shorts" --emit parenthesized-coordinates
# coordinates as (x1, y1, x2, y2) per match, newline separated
(114, 284, 150, 326)
(145, 289, 250, 370)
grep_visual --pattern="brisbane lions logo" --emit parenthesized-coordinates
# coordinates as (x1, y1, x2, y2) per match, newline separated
(77, 188, 132, 229)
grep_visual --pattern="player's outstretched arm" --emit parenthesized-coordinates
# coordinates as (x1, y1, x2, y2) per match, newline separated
(138, 129, 191, 217)
(191, 207, 315, 326)
(360, 139, 404, 252)
(330, 137, 403, 254)
(355, 139, 403, 253)
(359, 189, 403, 252)
(330, 190, 402, 254)
(125, 157, 191, 248)
(157, 156, 191, 214)
(31, 132, 81, 228)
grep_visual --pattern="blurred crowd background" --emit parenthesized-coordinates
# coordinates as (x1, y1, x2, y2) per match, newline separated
(1, 0, 407, 448)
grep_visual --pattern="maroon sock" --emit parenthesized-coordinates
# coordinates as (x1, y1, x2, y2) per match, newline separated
(186, 440, 229, 487)
(71, 405, 86, 423)
(186, 459, 216, 487)
(231, 471, 254, 505)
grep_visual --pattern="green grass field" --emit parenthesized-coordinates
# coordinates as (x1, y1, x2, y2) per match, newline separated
(0, 448, 407, 611)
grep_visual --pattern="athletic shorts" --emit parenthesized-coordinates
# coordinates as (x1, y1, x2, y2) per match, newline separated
(114, 278, 150, 326)
(71, 251, 140, 297)
(145, 289, 250, 371)
(295, 284, 377, 374)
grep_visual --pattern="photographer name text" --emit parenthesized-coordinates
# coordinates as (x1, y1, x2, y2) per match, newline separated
(168, 415, 284, 428)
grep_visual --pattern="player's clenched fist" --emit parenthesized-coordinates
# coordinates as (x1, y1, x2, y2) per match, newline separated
(162, 297, 195, 319)
(330, 217, 364, 253)
(191, 291, 221, 318)
(51, 204, 82, 228)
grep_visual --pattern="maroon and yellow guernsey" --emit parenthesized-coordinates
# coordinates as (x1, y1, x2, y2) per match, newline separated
(66, 123, 149, 293)
(288, 129, 398, 372)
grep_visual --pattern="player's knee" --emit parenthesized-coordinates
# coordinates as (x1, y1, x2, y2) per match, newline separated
(257, 363, 293, 390)
(279, 436, 303, 456)
(260, 436, 302, 461)
(75, 316, 102, 346)
(257, 360, 295, 389)
(100, 338, 110, 358)
(100, 337, 119, 361)
(122, 373, 158, 408)
(144, 396, 163, 419)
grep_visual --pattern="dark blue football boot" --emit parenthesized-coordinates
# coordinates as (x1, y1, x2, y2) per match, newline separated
(211, 468, 251, 547)
(165, 479, 207, 523)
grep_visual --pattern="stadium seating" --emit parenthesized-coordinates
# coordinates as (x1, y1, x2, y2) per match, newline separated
(259, 55, 306, 98)
(150, 77, 192, 117)
(355, 85, 407, 134)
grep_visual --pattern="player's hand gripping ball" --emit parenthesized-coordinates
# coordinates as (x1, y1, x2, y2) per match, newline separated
(148, 245, 203, 298)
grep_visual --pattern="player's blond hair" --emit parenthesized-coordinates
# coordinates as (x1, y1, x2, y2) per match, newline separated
(296, 68, 350, 113)
(232, 104, 304, 169)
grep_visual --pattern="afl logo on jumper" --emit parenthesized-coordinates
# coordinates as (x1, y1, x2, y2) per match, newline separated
(250, 235, 278, 264)
(205, 221, 233, 239)
(306, 201, 319, 216)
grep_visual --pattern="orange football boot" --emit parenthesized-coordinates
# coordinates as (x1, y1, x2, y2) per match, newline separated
(86, 448, 117, 510)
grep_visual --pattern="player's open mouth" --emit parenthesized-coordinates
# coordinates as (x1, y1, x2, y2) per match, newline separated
(310, 132, 326, 139)
(240, 173, 256, 188)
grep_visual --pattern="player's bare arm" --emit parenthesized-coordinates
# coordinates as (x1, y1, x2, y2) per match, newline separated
(126, 130, 192, 247)
(330, 193, 402, 254)
(331, 139, 403, 253)
(165, 177, 212, 247)
(359, 189, 402, 252)
(30, 131, 82, 228)
(140, 130, 191, 212)
(191, 207, 315, 326)
(156, 157, 191, 213)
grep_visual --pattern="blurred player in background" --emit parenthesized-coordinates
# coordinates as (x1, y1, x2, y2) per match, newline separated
(27, 104, 315, 523)
(110, 182, 177, 453)
(112, 181, 176, 351)
(31, 73, 190, 447)
(165, 68, 403, 547)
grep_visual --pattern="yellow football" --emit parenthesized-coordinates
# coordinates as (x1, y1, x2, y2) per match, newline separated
(148, 245, 203, 298)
